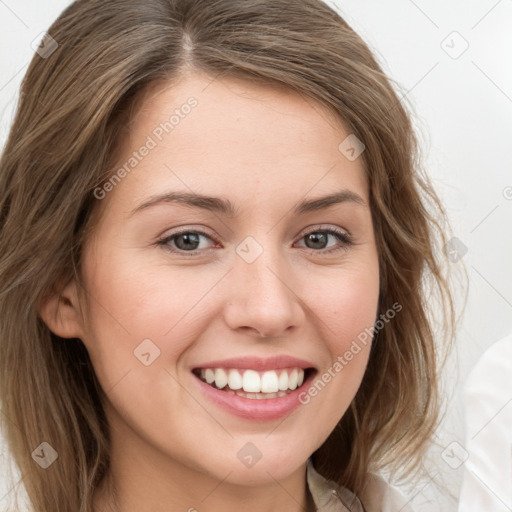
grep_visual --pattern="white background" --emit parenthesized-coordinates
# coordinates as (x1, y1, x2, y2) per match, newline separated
(1, 1, 511, 510)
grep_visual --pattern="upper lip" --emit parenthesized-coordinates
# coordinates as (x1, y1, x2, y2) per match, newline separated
(192, 355, 316, 371)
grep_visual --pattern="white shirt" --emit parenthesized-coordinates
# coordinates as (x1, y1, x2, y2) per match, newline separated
(307, 458, 414, 511)
(458, 333, 512, 511)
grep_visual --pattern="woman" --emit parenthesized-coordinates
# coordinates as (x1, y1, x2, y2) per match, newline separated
(0, 1, 454, 511)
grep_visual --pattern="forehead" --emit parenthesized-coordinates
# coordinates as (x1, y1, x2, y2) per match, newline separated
(102, 72, 369, 216)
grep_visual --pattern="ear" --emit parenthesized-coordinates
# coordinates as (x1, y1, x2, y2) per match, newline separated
(38, 278, 85, 339)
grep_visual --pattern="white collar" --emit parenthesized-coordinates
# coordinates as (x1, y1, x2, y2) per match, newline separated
(306, 458, 364, 512)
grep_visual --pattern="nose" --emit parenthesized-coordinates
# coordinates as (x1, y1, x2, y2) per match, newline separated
(222, 241, 305, 338)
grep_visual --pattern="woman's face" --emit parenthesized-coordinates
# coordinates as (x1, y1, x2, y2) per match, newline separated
(77, 72, 379, 486)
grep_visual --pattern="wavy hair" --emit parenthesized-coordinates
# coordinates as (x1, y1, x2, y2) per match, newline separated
(0, 0, 455, 510)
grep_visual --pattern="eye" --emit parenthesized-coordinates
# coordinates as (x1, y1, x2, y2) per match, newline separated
(295, 228, 353, 254)
(157, 229, 217, 254)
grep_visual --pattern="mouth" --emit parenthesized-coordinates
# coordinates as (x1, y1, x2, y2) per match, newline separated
(191, 367, 316, 400)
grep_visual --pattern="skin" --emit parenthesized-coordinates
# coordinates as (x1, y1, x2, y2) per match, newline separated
(40, 71, 380, 512)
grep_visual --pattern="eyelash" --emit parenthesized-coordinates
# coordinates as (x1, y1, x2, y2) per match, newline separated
(156, 227, 354, 256)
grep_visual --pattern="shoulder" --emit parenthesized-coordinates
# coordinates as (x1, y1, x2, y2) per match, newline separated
(306, 459, 414, 512)
(458, 333, 512, 511)
(360, 473, 414, 512)
(462, 332, 512, 434)
(464, 333, 512, 393)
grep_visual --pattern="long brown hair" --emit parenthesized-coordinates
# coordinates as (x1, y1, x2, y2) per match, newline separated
(0, 0, 455, 510)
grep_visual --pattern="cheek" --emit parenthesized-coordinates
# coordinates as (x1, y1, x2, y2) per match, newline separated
(79, 252, 221, 377)
(311, 260, 380, 349)
(302, 260, 379, 417)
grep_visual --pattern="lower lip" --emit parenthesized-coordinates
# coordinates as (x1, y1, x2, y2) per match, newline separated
(193, 370, 316, 421)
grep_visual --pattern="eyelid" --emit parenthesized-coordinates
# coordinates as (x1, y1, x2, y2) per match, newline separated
(157, 227, 220, 254)
(296, 223, 352, 240)
(293, 226, 354, 254)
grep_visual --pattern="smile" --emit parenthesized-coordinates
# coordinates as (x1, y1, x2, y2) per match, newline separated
(192, 362, 317, 420)
(193, 367, 308, 398)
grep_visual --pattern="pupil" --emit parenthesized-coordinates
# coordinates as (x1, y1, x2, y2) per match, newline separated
(306, 232, 327, 249)
(176, 233, 200, 250)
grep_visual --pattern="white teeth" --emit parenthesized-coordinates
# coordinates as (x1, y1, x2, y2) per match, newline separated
(298, 368, 304, 386)
(227, 369, 243, 390)
(204, 368, 215, 384)
(242, 370, 260, 392)
(214, 368, 228, 389)
(226, 390, 289, 399)
(288, 369, 298, 390)
(198, 367, 306, 394)
(278, 370, 289, 391)
(261, 371, 279, 393)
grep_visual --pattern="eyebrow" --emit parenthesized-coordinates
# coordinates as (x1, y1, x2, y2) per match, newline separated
(130, 189, 367, 217)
